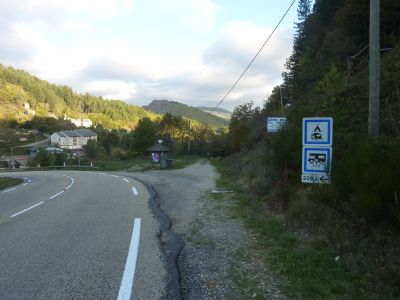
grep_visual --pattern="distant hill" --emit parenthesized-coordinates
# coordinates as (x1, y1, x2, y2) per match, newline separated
(0, 64, 157, 129)
(197, 106, 232, 120)
(144, 100, 228, 128)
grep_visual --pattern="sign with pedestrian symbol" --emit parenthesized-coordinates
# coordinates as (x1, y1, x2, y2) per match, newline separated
(302, 117, 333, 146)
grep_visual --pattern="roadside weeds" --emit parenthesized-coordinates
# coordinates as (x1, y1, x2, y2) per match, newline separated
(0, 177, 23, 191)
(212, 158, 371, 299)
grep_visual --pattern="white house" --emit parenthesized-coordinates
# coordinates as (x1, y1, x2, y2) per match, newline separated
(50, 129, 97, 150)
(66, 117, 93, 128)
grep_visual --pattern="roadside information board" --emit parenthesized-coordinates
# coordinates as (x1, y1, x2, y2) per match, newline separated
(302, 117, 333, 146)
(267, 117, 287, 133)
(301, 117, 333, 184)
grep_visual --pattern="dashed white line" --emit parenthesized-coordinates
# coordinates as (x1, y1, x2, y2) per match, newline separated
(117, 218, 141, 300)
(49, 191, 64, 200)
(10, 202, 44, 218)
(2, 187, 16, 193)
(132, 187, 138, 196)
(123, 178, 130, 183)
(66, 184, 72, 190)
(23, 183, 29, 186)
(100, 172, 107, 175)
(112, 175, 119, 178)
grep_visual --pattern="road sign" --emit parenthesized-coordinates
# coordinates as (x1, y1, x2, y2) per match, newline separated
(266, 117, 287, 133)
(301, 173, 331, 184)
(303, 117, 333, 146)
(302, 147, 332, 174)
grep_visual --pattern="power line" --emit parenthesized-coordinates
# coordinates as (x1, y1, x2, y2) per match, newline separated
(213, 0, 296, 111)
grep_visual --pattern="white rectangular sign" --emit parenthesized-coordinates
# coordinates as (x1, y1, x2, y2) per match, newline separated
(301, 173, 331, 184)
(267, 117, 287, 133)
(302, 117, 333, 146)
(302, 147, 332, 174)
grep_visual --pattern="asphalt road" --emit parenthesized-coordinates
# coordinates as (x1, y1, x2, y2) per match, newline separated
(0, 171, 166, 300)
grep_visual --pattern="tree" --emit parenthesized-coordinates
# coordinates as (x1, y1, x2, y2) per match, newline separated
(130, 118, 158, 154)
(83, 139, 99, 161)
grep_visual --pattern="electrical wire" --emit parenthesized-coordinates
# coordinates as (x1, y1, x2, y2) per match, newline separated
(213, 0, 296, 111)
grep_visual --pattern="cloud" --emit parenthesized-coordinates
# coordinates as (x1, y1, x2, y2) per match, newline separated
(0, 21, 47, 63)
(69, 21, 293, 110)
(186, 0, 220, 31)
(0, 1, 293, 111)
(84, 80, 137, 100)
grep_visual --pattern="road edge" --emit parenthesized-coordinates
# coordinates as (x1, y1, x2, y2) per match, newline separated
(131, 177, 184, 300)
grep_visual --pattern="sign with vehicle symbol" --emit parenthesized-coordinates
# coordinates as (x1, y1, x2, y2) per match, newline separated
(302, 117, 333, 146)
(302, 147, 332, 173)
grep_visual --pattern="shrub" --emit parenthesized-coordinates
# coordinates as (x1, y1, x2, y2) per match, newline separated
(335, 137, 400, 226)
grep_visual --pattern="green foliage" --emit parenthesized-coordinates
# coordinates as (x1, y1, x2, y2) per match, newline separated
(0, 64, 157, 129)
(213, 157, 368, 299)
(30, 150, 54, 167)
(336, 137, 400, 225)
(129, 117, 158, 154)
(0, 177, 23, 190)
(145, 100, 227, 128)
(23, 116, 76, 133)
(83, 140, 99, 161)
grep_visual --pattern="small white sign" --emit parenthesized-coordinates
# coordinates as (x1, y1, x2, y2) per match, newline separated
(267, 117, 287, 133)
(301, 173, 331, 184)
(302, 147, 332, 174)
(303, 117, 333, 146)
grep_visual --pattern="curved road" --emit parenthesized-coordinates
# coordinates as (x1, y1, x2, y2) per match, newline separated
(0, 171, 166, 299)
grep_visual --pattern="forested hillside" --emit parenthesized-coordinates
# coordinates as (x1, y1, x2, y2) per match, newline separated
(197, 106, 232, 120)
(214, 0, 400, 297)
(0, 64, 157, 129)
(145, 100, 228, 128)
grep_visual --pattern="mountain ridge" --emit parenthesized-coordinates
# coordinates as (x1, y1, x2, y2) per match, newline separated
(144, 100, 228, 128)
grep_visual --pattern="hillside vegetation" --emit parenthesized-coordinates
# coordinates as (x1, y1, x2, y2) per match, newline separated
(0, 64, 158, 129)
(145, 100, 228, 128)
(197, 106, 232, 120)
(210, 0, 400, 298)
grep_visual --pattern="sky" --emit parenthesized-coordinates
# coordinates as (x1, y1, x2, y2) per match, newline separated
(0, 0, 299, 111)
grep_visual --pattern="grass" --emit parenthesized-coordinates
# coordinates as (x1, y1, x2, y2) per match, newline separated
(0, 177, 23, 190)
(211, 157, 371, 299)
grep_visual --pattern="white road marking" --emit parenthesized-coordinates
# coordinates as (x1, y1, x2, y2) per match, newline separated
(132, 187, 138, 196)
(66, 184, 72, 190)
(100, 172, 106, 175)
(23, 183, 29, 186)
(49, 191, 64, 199)
(123, 178, 130, 183)
(10, 201, 44, 218)
(112, 175, 119, 178)
(2, 187, 16, 193)
(117, 218, 141, 300)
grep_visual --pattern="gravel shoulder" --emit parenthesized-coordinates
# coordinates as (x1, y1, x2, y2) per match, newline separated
(126, 160, 283, 299)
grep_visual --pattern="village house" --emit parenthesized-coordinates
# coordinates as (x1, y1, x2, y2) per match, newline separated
(65, 117, 93, 128)
(22, 102, 36, 116)
(50, 129, 97, 150)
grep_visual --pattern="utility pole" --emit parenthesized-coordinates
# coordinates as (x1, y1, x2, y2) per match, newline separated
(279, 86, 284, 115)
(368, 0, 380, 140)
(187, 120, 191, 153)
